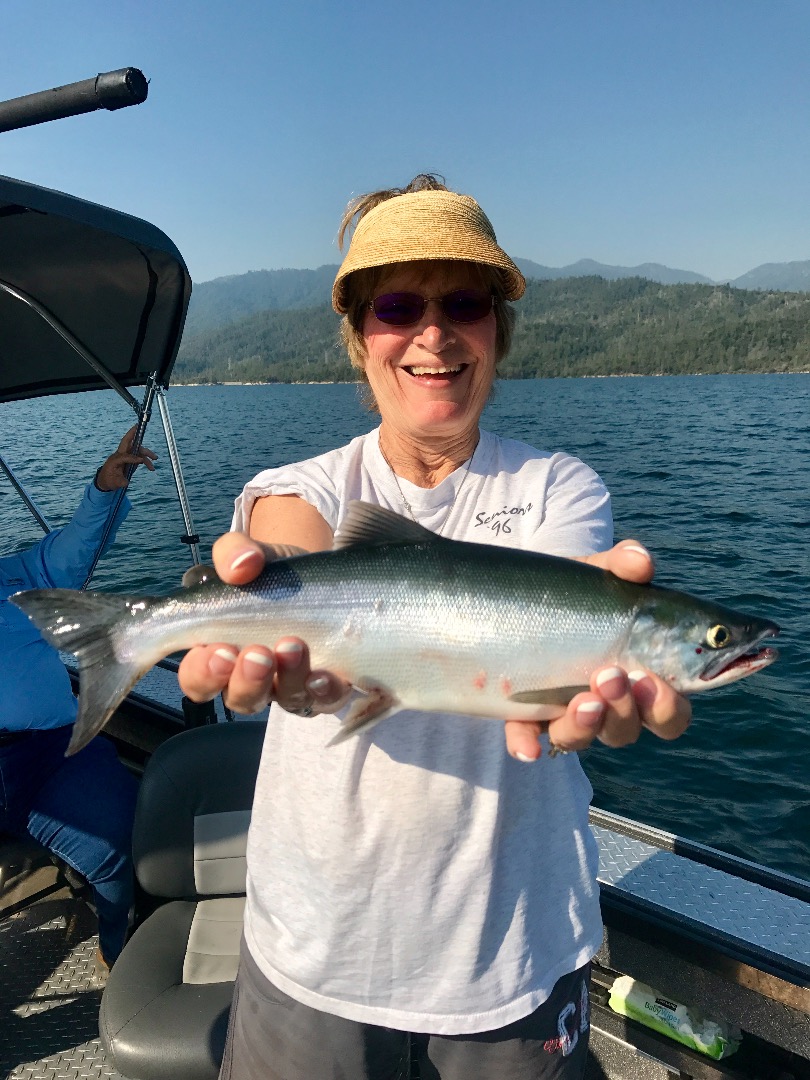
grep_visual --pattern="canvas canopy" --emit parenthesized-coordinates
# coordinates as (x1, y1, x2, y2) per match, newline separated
(0, 175, 190, 403)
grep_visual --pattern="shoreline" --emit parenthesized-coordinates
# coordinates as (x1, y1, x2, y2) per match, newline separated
(172, 370, 810, 387)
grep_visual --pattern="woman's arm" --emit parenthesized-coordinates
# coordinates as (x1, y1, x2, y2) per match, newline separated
(249, 493, 334, 551)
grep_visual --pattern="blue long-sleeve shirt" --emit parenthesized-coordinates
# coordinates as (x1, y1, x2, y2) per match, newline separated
(0, 484, 129, 732)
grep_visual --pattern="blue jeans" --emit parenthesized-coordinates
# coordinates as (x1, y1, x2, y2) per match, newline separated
(0, 725, 138, 962)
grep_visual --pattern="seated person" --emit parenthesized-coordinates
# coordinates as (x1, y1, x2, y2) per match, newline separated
(0, 427, 156, 974)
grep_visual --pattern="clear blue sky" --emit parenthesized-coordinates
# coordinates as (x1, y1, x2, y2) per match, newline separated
(4, 1, 809, 285)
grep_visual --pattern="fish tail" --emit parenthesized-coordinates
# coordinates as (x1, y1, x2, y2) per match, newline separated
(11, 589, 153, 756)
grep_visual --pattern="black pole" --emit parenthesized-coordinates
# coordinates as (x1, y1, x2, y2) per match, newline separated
(0, 68, 148, 134)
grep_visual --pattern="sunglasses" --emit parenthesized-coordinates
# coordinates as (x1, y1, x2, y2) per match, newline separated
(369, 289, 494, 327)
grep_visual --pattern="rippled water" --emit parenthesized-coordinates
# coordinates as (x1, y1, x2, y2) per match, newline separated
(3, 374, 808, 879)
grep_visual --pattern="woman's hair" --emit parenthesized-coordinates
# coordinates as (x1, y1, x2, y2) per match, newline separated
(335, 175, 518, 387)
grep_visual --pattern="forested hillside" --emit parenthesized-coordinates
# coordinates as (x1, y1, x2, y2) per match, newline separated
(185, 265, 339, 336)
(174, 276, 810, 384)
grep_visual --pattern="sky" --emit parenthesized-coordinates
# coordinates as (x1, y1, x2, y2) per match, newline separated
(3, 1, 810, 286)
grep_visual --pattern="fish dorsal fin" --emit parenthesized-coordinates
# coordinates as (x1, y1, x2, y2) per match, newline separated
(333, 500, 440, 549)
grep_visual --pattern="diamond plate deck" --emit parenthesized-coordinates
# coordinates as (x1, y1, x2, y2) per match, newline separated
(593, 823, 810, 969)
(0, 898, 122, 1080)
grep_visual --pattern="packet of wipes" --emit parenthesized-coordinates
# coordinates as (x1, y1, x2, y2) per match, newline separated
(608, 975, 742, 1060)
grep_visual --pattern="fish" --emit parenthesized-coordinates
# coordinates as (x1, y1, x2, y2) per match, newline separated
(11, 501, 779, 756)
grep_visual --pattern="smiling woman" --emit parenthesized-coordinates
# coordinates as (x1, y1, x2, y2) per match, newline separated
(177, 173, 693, 1080)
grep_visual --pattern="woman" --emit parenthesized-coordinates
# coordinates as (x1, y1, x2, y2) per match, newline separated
(179, 176, 691, 1079)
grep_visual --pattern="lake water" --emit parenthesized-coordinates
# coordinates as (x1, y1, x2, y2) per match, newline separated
(3, 374, 808, 880)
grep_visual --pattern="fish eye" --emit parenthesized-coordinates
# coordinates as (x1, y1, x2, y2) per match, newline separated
(706, 624, 732, 649)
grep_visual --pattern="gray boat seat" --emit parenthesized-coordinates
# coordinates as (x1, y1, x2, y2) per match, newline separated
(100, 720, 266, 1080)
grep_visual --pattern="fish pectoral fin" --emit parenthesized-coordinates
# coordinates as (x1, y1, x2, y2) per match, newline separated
(509, 685, 589, 706)
(326, 682, 399, 745)
(333, 501, 440, 549)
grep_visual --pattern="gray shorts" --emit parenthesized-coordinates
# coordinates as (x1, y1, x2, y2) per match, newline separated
(219, 940, 590, 1080)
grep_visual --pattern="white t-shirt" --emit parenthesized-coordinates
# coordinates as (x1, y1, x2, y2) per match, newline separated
(232, 426, 613, 1035)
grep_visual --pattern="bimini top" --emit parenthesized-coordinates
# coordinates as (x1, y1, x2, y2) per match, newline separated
(0, 174, 191, 403)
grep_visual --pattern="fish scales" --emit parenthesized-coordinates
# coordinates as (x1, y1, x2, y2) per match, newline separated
(130, 541, 635, 710)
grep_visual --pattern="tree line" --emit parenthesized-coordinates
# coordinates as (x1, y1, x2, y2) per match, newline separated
(173, 276, 810, 384)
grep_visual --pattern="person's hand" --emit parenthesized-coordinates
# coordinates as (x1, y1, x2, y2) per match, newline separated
(504, 540, 693, 763)
(177, 533, 351, 715)
(94, 425, 158, 491)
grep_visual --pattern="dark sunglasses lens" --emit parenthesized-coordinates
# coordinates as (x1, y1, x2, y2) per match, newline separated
(441, 290, 493, 323)
(372, 293, 426, 325)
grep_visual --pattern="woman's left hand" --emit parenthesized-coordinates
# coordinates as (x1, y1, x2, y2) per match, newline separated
(504, 540, 693, 763)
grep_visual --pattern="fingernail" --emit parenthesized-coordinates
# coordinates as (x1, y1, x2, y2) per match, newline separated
(274, 640, 303, 668)
(307, 674, 330, 696)
(595, 667, 626, 700)
(575, 701, 605, 729)
(210, 647, 238, 675)
(622, 543, 651, 560)
(243, 650, 274, 681)
(230, 549, 263, 572)
(628, 670, 657, 708)
(514, 751, 538, 763)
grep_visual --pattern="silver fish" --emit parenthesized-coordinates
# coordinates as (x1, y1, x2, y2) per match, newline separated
(12, 502, 779, 755)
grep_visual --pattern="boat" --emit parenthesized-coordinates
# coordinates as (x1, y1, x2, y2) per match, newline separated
(1, 72, 808, 1080)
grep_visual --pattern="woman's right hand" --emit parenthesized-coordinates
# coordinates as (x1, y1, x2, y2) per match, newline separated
(177, 532, 351, 716)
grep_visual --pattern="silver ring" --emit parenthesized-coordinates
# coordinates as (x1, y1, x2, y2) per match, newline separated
(288, 703, 315, 717)
(548, 744, 570, 758)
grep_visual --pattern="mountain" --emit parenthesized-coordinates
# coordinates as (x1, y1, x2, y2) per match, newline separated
(184, 265, 339, 338)
(515, 257, 712, 285)
(175, 276, 810, 384)
(728, 261, 810, 291)
(184, 257, 810, 340)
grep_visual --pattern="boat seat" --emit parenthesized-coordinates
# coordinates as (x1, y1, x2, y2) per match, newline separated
(100, 720, 266, 1080)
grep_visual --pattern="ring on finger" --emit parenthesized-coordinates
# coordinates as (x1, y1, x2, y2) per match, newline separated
(548, 743, 571, 757)
(287, 700, 316, 718)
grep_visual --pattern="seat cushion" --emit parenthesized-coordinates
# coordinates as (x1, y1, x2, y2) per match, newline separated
(100, 898, 242, 1080)
(184, 896, 245, 984)
(134, 722, 266, 900)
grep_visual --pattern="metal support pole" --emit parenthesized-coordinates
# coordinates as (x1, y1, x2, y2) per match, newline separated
(0, 453, 52, 533)
(0, 279, 143, 413)
(81, 375, 159, 589)
(156, 385, 201, 567)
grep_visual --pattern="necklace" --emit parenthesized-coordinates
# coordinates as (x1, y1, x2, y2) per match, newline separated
(379, 440, 476, 536)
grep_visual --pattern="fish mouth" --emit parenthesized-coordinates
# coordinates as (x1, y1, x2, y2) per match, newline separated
(699, 623, 780, 684)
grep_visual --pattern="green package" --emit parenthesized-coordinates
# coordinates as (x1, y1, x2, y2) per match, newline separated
(609, 976, 741, 1061)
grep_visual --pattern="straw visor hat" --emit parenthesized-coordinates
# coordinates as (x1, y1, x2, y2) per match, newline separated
(332, 190, 526, 314)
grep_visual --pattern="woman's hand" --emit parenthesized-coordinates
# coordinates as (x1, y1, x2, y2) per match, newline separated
(504, 540, 693, 763)
(177, 532, 351, 716)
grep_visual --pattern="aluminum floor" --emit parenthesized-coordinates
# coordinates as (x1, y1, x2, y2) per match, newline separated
(1, 894, 122, 1080)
